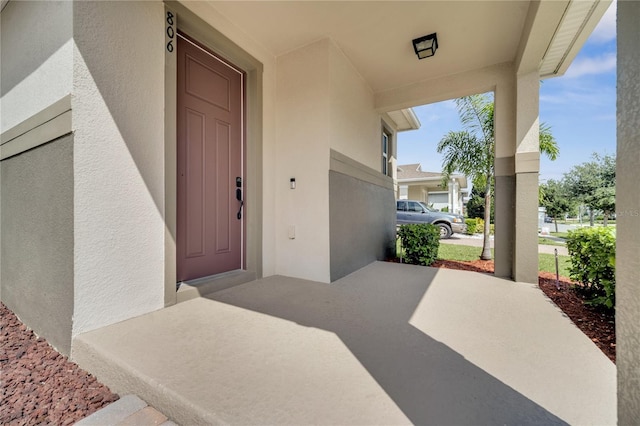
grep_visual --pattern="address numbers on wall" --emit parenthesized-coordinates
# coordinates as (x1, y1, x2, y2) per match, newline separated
(166, 10, 175, 53)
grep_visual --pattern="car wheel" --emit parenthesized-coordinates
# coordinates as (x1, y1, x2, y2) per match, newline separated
(437, 223, 453, 239)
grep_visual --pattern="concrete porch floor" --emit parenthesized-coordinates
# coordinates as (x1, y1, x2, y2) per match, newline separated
(72, 262, 616, 425)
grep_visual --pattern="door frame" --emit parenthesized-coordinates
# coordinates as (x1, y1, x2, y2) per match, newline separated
(164, 1, 263, 306)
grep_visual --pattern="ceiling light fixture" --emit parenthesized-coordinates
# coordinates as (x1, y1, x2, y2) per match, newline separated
(412, 33, 438, 59)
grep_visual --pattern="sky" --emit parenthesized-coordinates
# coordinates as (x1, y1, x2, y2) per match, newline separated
(397, 1, 617, 186)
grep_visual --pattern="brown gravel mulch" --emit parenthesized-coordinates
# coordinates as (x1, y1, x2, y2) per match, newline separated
(0, 302, 119, 425)
(430, 259, 616, 363)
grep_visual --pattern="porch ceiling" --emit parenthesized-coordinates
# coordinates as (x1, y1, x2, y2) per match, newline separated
(207, 0, 609, 94)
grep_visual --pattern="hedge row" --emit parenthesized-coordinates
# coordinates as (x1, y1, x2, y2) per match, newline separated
(465, 218, 485, 235)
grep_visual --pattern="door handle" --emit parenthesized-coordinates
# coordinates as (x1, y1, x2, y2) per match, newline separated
(236, 177, 243, 220)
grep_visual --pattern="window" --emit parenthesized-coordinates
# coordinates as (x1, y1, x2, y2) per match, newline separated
(408, 201, 424, 212)
(382, 131, 389, 175)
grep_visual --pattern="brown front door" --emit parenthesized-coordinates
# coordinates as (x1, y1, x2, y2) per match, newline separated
(177, 34, 244, 282)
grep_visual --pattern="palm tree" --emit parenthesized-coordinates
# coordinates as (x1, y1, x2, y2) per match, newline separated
(437, 94, 558, 260)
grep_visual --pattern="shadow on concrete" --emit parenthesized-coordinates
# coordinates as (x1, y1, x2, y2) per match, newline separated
(205, 262, 567, 425)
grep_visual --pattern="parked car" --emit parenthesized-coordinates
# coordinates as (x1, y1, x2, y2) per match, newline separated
(396, 200, 467, 239)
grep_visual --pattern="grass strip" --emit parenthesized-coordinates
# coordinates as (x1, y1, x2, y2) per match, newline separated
(437, 243, 571, 277)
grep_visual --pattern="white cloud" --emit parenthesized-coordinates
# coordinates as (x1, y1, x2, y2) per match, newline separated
(540, 80, 615, 109)
(589, 0, 616, 44)
(564, 53, 616, 78)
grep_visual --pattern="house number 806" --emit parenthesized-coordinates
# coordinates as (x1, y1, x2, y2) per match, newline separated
(166, 11, 175, 52)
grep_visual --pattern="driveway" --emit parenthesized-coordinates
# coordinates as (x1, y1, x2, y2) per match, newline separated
(72, 262, 614, 425)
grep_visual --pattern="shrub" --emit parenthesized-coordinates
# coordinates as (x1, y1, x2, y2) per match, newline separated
(566, 227, 616, 310)
(465, 218, 485, 235)
(397, 224, 440, 266)
(465, 219, 477, 234)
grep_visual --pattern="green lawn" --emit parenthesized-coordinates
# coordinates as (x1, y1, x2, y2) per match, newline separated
(538, 237, 566, 246)
(437, 244, 494, 261)
(539, 253, 571, 277)
(437, 243, 571, 277)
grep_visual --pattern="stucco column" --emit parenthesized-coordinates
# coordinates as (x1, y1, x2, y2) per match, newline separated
(513, 71, 540, 284)
(493, 76, 516, 279)
(617, 1, 640, 421)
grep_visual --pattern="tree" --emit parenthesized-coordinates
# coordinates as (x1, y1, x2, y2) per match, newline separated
(540, 179, 572, 232)
(563, 153, 616, 226)
(466, 185, 494, 222)
(539, 122, 559, 161)
(438, 95, 494, 259)
(437, 94, 559, 260)
(465, 193, 484, 220)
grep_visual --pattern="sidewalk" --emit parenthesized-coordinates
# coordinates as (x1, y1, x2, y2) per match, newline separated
(441, 233, 568, 255)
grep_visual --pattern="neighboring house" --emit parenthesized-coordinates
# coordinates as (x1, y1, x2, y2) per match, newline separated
(5, 2, 640, 418)
(397, 164, 468, 215)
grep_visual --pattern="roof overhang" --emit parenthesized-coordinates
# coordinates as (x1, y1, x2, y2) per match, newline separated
(540, 0, 612, 78)
(516, 0, 613, 79)
(387, 108, 421, 132)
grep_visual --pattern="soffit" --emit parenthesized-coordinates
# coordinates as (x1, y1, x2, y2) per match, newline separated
(209, 1, 531, 93)
(539, 0, 612, 77)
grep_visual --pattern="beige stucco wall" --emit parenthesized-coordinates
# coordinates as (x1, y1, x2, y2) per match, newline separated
(0, 1, 73, 133)
(71, 1, 166, 336)
(617, 1, 640, 421)
(275, 39, 331, 282)
(328, 43, 380, 171)
(408, 186, 426, 202)
(274, 39, 390, 283)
